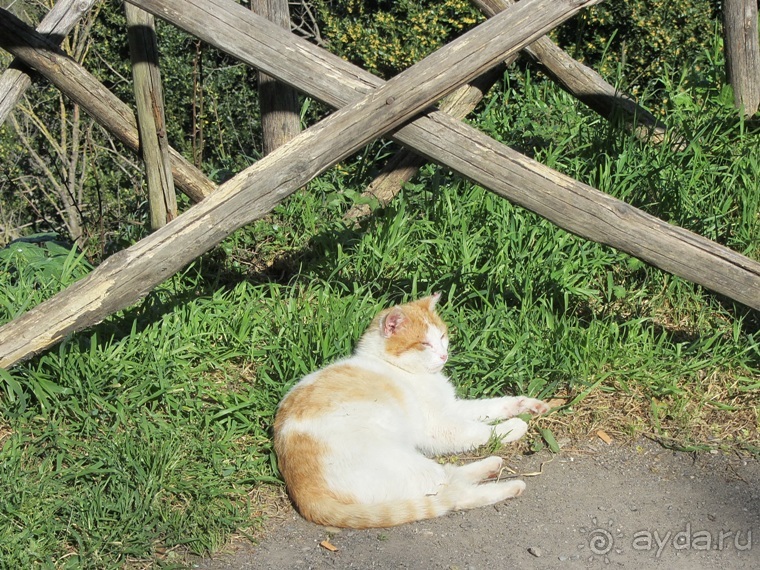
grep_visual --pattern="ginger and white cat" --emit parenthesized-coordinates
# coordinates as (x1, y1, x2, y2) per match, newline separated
(274, 293, 550, 528)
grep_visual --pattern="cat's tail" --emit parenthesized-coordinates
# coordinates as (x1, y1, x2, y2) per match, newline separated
(294, 464, 526, 529)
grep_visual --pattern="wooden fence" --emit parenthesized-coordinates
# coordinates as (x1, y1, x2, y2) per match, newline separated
(0, 0, 758, 369)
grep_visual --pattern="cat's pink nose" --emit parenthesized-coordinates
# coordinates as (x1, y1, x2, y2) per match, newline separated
(440, 353, 448, 362)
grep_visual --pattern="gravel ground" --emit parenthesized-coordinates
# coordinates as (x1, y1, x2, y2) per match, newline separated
(192, 438, 759, 569)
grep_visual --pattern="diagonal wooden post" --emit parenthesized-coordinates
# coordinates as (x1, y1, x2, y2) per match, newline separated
(345, 0, 688, 222)
(472, 0, 679, 147)
(344, 66, 506, 221)
(0, 9, 215, 203)
(0, 0, 98, 124)
(0, 0, 594, 368)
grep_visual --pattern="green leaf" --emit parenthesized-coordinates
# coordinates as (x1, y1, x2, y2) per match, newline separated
(0, 367, 22, 401)
(539, 428, 561, 453)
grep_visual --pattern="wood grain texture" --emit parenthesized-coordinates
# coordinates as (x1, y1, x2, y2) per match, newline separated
(0, 0, 593, 367)
(393, 112, 760, 309)
(252, 0, 302, 154)
(126, 3, 178, 228)
(343, 67, 506, 221)
(128, 0, 599, 107)
(723, 0, 760, 116)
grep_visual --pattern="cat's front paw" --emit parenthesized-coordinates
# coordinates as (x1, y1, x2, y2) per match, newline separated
(514, 396, 551, 416)
(495, 417, 528, 443)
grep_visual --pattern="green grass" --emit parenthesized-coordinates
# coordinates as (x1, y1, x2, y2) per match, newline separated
(1, 48, 759, 567)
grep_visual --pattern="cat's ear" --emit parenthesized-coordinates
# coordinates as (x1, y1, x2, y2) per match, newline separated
(426, 292, 442, 310)
(381, 308, 406, 338)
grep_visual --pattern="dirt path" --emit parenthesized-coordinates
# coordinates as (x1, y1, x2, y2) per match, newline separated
(192, 438, 759, 569)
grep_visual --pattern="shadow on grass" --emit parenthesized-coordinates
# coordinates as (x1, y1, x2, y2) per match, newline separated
(95, 209, 758, 359)
(17, 104, 757, 369)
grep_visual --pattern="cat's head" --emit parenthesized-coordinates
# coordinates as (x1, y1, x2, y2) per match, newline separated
(357, 293, 449, 374)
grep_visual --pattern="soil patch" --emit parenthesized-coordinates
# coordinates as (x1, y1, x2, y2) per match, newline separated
(192, 437, 759, 569)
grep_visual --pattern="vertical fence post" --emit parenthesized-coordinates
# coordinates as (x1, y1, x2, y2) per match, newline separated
(125, 3, 178, 229)
(252, 0, 302, 154)
(723, 0, 760, 117)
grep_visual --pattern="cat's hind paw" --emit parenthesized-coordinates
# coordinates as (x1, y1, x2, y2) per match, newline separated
(451, 456, 504, 484)
(489, 479, 526, 501)
(495, 417, 528, 443)
(505, 479, 526, 498)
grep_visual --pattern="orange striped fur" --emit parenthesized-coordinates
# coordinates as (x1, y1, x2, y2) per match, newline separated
(273, 294, 550, 528)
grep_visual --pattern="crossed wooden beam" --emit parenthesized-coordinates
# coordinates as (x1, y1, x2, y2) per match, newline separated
(0, 0, 758, 368)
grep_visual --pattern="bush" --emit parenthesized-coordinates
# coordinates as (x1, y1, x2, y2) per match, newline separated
(552, 0, 720, 93)
(314, 0, 483, 78)
(314, 0, 721, 93)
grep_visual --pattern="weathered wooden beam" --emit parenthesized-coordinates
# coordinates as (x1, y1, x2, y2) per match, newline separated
(0, 9, 215, 203)
(252, 0, 301, 154)
(125, 3, 178, 228)
(399, 112, 760, 307)
(0, 0, 99, 125)
(129, 0, 760, 310)
(723, 0, 760, 117)
(0, 0, 594, 368)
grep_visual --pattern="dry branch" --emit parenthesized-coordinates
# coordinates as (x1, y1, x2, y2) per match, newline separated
(0, 0, 594, 367)
(127, 0, 760, 311)
(8, 111, 84, 242)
